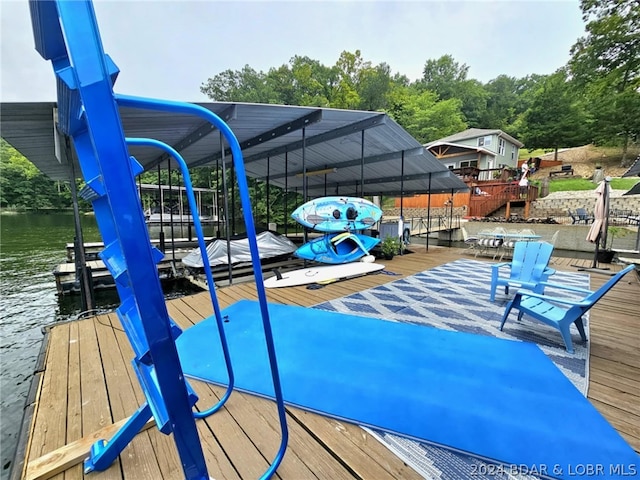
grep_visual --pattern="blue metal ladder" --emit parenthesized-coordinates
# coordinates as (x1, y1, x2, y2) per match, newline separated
(29, 1, 288, 478)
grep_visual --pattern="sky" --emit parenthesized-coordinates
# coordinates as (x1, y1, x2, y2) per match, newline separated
(1, 0, 587, 103)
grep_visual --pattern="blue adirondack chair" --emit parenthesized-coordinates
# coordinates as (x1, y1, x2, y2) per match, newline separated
(489, 241, 555, 301)
(500, 264, 635, 353)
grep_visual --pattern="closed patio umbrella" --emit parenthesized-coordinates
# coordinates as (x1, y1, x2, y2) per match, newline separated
(587, 178, 611, 266)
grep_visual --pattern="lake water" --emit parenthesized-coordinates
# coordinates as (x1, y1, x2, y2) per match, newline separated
(0, 212, 215, 479)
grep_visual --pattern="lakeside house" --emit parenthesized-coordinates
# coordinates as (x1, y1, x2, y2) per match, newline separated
(426, 128, 524, 181)
(394, 128, 531, 218)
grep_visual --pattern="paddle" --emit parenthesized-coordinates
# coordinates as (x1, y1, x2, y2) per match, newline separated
(306, 269, 398, 289)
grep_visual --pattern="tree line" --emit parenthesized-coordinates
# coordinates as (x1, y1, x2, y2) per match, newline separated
(1, 0, 638, 211)
(200, 0, 638, 163)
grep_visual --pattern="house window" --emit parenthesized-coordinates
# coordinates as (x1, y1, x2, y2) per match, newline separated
(511, 145, 516, 160)
(498, 138, 506, 155)
(460, 160, 478, 168)
(477, 135, 492, 147)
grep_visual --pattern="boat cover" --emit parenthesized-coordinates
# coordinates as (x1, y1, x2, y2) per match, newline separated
(182, 231, 297, 268)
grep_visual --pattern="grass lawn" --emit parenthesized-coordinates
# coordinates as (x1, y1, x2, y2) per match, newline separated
(549, 177, 639, 193)
(519, 148, 553, 159)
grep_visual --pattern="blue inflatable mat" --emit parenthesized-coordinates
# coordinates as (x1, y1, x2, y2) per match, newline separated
(177, 300, 639, 479)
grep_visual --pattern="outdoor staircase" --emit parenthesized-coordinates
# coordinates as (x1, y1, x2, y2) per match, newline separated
(468, 183, 538, 218)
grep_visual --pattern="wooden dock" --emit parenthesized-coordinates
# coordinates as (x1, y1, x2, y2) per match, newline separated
(54, 238, 201, 295)
(15, 248, 640, 479)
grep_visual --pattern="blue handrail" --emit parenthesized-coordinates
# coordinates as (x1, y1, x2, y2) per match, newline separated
(126, 137, 235, 416)
(118, 95, 289, 477)
(30, 0, 288, 474)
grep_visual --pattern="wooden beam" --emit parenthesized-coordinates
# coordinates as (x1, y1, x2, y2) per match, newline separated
(24, 416, 155, 480)
(432, 151, 468, 160)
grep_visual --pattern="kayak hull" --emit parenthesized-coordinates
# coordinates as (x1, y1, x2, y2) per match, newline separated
(294, 232, 380, 264)
(291, 196, 382, 232)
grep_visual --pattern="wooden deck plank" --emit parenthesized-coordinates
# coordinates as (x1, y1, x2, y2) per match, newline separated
(24, 418, 156, 480)
(199, 384, 337, 480)
(592, 356, 640, 383)
(286, 408, 422, 480)
(94, 315, 164, 479)
(23, 324, 69, 480)
(23, 248, 640, 480)
(103, 314, 194, 480)
(590, 343, 640, 369)
(225, 391, 357, 480)
(77, 318, 122, 480)
(27, 324, 69, 461)
(193, 385, 274, 479)
(589, 368, 640, 397)
(590, 399, 640, 441)
(63, 322, 82, 480)
(589, 382, 640, 417)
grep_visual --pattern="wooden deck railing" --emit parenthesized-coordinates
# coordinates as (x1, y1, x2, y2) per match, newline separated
(468, 182, 539, 217)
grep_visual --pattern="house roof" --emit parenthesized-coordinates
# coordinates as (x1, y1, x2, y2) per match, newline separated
(0, 102, 468, 197)
(427, 128, 524, 148)
(426, 141, 496, 158)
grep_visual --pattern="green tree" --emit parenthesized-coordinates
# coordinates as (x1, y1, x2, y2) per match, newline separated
(582, 78, 640, 150)
(390, 89, 467, 143)
(201, 51, 400, 113)
(419, 55, 488, 127)
(569, 0, 640, 165)
(420, 55, 469, 99)
(327, 50, 363, 109)
(519, 70, 591, 159)
(262, 56, 337, 107)
(200, 65, 277, 103)
(480, 74, 540, 133)
(454, 79, 488, 128)
(1, 138, 72, 210)
(356, 62, 394, 111)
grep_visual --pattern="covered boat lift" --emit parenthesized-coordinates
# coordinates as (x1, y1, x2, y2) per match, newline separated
(1, 101, 468, 308)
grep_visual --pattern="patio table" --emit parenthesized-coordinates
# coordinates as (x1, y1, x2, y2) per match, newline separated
(477, 231, 541, 260)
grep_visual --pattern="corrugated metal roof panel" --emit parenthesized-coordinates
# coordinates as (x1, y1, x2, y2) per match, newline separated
(1, 101, 467, 196)
(622, 155, 640, 178)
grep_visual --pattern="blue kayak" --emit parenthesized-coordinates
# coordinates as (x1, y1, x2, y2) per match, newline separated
(292, 196, 383, 232)
(294, 232, 380, 264)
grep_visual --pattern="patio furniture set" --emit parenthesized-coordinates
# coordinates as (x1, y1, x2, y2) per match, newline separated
(569, 208, 640, 226)
(462, 226, 545, 261)
(568, 208, 594, 224)
(549, 165, 575, 177)
(490, 241, 635, 354)
(610, 208, 640, 226)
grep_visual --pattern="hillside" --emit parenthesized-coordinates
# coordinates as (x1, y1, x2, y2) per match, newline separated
(528, 144, 640, 180)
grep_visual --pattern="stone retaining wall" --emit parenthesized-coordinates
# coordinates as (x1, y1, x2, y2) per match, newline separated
(384, 190, 640, 223)
(530, 190, 640, 219)
(384, 206, 467, 219)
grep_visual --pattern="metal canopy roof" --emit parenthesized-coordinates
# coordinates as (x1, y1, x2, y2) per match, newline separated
(622, 155, 640, 178)
(1, 101, 467, 196)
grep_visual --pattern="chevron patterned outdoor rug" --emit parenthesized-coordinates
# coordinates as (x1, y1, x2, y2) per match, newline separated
(314, 258, 590, 393)
(313, 258, 594, 479)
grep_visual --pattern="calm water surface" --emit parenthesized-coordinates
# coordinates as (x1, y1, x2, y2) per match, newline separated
(0, 212, 212, 478)
(0, 213, 103, 477)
